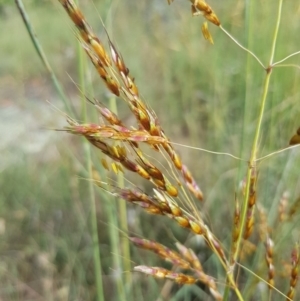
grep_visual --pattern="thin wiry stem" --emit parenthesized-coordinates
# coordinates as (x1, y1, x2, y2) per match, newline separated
(220, 25, 265, 70)
(256, 145, 300, 162)
(232, 0, 283, 270)
(109, 95, 132, 289)
(77, 40, 105, 301)
(274, 64, 300, 70)
(171, 142, 245, 161)
(236, 263, 293, 301)
(272, 50, 300, 67)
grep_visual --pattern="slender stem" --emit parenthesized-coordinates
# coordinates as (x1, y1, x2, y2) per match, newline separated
(109, 97, 132, 286)
(272, 50, 300, 67)
(268, 0, 283, 66)
(232, 0, 283, 267)
(15, 0, 73, 114)
(77, 38, 105, 301)
(220, 25, 265, 70)
(274, 64, 300, 69)
(85, 143, 105, 301)
(223, 3, 256, 299)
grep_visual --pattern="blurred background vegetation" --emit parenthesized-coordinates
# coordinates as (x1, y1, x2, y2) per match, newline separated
(0, 0, 300, 300)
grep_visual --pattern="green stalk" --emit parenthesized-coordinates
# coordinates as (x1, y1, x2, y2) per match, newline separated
(109, 96, 131, 295)
(77, 34, 105, 301)
(84, 143, 105, 301)
(222, 1, 283, 300)
(104, 0, 131, 294)
(15, 0, 73, 115)
(232, 0, 283, 271)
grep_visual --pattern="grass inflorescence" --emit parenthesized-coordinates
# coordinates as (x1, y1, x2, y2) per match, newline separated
(11, 0, 300, 300)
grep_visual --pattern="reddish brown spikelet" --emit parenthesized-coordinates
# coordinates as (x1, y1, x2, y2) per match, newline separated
(134, 266, 197, 284)
(230, 198, 240, 264)
(190, 0, 221, 26)
(265, 236, 275, 289)
(174, 216, 190, 228)
(161, 142, 203, 201)
(244, 167, 257, 239)
(175, 242, 203, 271)
(84, 48, 120, 96)
(207, 236, 227, 264)
(130, 237, 190, 269)
(136, 150, 164, 181)
(153, 191, 205, 233)
(109, 40, 129, 76)
(59, 0, 111, 66)
(105, 75, 120, 96)
(137, 107, 151, 131)
(118, 189, 163, 215)
(173, 245, 222, 301)
(66, 121, 168, 145)
(243, 209, 254, 239)
(189, 220, 204, 234)
(125, 76, 139, 96)
(89, 37, 111, 67)
(182, 165, 203, 201)
(286, 244, 300, 301)
(80, 134, 154, 182)
(248, 167, 257, 207)
(95, 104, 122, 126)
(165, 181, 178, 197)
(163, 143, 183, 170)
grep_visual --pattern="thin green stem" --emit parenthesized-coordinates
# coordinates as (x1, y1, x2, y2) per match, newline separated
(272, 50, 300, 67)
(232, 0, 283, 268)
(109, 96, 132, 291)
(77, 40, 105, 301)
(85, 143, 105, 301)
(268, 0, 283, 66)
(220, 25, 265, 70)
(15, 0, 73, 114)
(274, 64, 300, 69)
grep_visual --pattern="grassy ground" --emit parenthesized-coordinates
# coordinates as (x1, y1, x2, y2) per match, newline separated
(1, 0, 300, 300)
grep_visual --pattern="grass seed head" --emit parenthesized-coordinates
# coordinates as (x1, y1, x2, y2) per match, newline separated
(190, 0, 221, 26)
(134, 266, 197, 284)
(286, 244, 300, 300)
